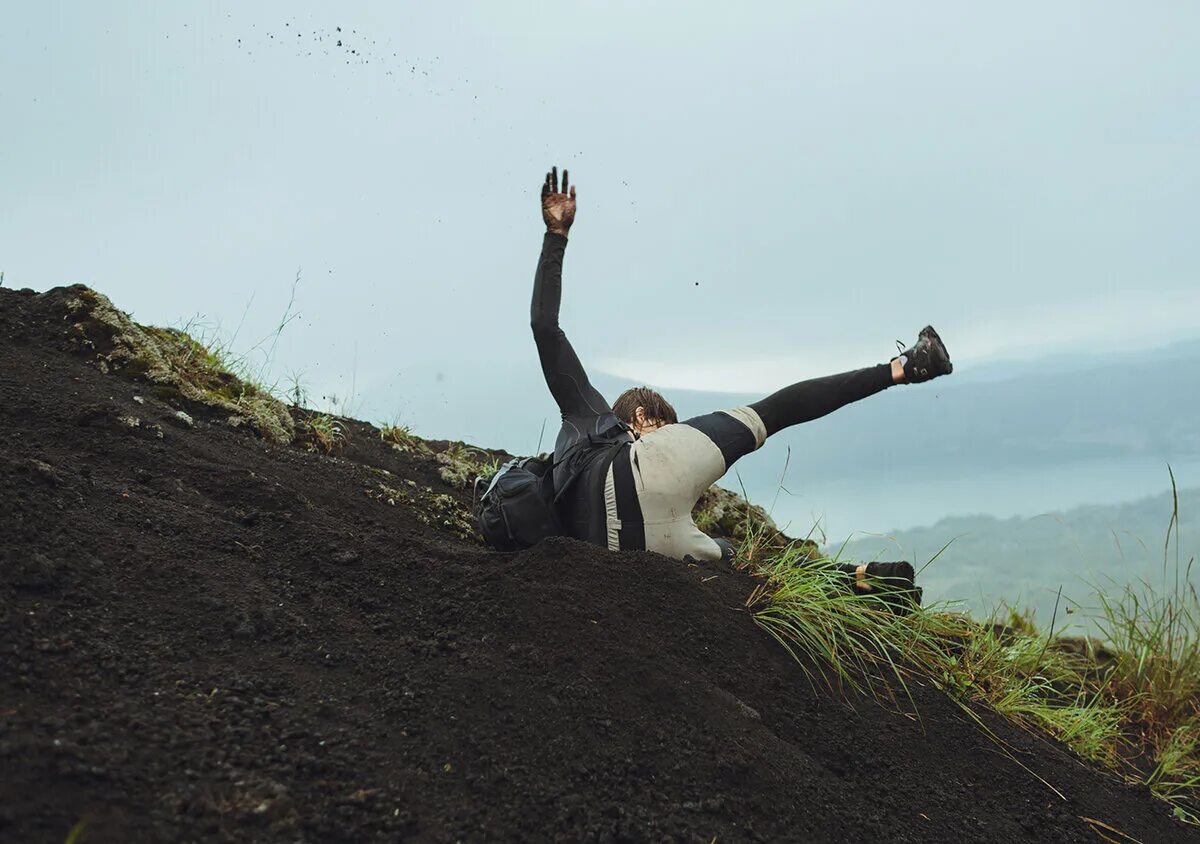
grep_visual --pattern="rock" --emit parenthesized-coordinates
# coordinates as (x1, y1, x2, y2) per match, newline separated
(171, 410, 195, 429)
(691, 484, 818, 558)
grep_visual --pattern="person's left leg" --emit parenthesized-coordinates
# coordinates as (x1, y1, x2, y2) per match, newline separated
(748, 325, 953, 438)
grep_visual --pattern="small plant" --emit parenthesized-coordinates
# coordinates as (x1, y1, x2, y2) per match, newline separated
(365, 481, 477, 541)
(297, 412, 346, 454)
(1147, 719, 1200, 822)
(284, 369, 309, 408)
(379, 419, 430, 455)
(435, 442, 490, 488)
(477, 455, 503, 481)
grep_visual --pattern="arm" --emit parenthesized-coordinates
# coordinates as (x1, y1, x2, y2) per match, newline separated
(530, 167, 612, 419)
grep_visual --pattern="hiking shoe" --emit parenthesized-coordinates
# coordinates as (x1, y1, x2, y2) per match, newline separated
(893, 326, 953, 383)
(865, 560, 915, 586)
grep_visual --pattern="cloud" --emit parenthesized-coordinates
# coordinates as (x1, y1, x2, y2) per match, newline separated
(597, 289, 1200, 393)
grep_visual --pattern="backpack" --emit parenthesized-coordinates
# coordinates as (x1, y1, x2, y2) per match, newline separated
(473, 455, 563, 551)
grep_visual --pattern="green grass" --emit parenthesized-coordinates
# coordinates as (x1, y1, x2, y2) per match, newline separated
(63, 820, 86, 844)
(377, 423, 499, 488)
(434, 442, 492, 488)
(297, 411, 346, 454)
(739, 480, 1200, 823)
(379, 419, 431, 455)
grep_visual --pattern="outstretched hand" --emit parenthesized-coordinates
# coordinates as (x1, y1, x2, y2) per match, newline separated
(541, 166, 576, 237)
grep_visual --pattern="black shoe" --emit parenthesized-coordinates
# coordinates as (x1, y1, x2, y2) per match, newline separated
(893, 326, 953, 383)
(865, 561, 922, 615)
(835, 559, 917, 595)
(865, 560, 915, 588)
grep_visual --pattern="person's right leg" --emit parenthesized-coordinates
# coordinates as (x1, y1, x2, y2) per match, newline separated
(749, 364, 896, 437)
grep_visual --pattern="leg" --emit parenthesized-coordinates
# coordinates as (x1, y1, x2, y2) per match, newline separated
(750, 364, 895, 438)
(750, 324, 954, 437)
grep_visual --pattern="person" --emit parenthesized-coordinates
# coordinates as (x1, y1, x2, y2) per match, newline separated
(531, 166, 951, 593)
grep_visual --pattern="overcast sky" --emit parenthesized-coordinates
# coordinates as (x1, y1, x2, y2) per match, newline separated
(4, 2, 1198, 416)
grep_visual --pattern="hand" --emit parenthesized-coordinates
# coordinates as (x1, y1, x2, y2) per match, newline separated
(541, 166, 576, 237)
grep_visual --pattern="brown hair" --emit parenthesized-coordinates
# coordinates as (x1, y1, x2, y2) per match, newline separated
(612, 386, 678, 427)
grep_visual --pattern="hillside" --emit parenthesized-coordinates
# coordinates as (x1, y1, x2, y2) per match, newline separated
(841, 490, 1200, 624)
(1, 285, 1193, 843)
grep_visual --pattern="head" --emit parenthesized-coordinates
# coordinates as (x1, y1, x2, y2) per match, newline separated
(613, 386, 678, 436)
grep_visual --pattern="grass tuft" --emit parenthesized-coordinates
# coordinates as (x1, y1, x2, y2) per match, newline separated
(434, 442, 492, 488)
(379, 420, 431, 455)
(297, 412, 346, 454)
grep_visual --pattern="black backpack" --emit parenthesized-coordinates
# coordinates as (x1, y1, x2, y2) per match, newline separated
(473, 455, 563, 551)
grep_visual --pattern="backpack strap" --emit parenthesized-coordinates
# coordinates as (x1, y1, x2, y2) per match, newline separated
(549, 430, 632, 505)
(609, 444, 645, 551)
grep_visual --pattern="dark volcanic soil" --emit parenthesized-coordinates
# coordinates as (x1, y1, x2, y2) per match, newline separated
(0, 285, 1192, 843)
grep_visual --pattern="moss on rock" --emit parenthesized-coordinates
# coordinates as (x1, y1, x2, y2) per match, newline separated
(62, 286, 294, 444)
(367, 481, 477, 542)
(692, 485, 818, 560)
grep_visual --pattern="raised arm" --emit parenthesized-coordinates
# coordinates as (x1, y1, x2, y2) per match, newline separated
(530, 167, 612, 420)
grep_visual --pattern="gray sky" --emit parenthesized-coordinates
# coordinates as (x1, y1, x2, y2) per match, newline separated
(4, 1, 1199, 414)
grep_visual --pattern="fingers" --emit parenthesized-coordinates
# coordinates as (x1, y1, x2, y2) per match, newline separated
(543, 166, 574, 196)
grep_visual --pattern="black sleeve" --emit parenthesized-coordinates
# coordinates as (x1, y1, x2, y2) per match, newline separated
(530, 232, 613, 420)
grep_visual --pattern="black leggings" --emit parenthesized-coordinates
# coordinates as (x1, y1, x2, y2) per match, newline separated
(750, 364, 894, 437)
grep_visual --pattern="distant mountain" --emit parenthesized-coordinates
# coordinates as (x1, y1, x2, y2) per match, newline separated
(837, 488, 1199, 628)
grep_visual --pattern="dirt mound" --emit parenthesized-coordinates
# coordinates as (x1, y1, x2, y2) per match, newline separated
(0, 286, 1191, 843)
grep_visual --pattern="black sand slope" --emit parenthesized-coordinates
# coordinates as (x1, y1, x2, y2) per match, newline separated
(1, 286, 1192, 842)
